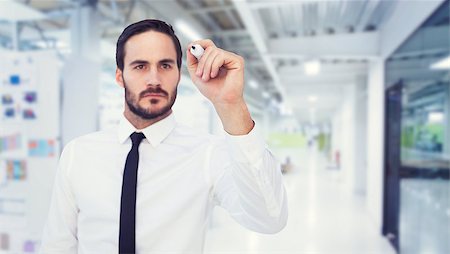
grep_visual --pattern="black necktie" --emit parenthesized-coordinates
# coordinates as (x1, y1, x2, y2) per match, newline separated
(119, 132, 146, 254)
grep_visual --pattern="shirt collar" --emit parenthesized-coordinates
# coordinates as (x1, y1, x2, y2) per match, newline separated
(117, 112, 176, 147)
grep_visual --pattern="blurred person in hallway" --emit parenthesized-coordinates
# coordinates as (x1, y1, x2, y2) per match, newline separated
(39, 19, 287, 254)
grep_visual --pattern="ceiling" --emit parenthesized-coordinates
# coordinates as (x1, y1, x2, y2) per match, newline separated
(0, 0, 403, 124)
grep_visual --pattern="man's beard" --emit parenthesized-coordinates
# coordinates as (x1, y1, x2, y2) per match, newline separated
(124, 80, 177, 120)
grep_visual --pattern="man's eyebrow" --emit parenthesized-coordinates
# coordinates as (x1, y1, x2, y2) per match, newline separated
(159, 59, 176, 64)
(129, 60, 149, 66)
(128, 59, 175, 66)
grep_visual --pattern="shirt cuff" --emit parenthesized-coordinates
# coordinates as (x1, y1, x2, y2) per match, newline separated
(224, 123, 266, 164)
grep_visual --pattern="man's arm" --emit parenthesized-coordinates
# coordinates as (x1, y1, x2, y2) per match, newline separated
(186, 40, 288, 233)
(209, 127, 288, 233)
(39, 142, 78, 254)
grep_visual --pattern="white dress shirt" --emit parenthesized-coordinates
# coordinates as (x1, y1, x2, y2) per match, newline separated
(39, 113, 288, 254)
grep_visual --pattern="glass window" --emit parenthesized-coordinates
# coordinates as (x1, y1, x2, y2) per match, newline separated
(385, 1, 449, 253)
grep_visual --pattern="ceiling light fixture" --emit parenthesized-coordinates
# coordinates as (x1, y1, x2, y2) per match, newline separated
(308, 96, 317, 102)
(430, 55, 450, 70)
(304, 59, 321, 76)
(428, 112, 444, 123)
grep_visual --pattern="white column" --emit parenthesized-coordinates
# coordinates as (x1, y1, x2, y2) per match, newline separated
(366, 58, 385, 231)
(61, 4, 101, 146)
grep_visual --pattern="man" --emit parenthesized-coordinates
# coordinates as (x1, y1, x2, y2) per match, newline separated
(40, 19, 287, 254)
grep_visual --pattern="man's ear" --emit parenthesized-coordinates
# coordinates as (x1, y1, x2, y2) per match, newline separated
(116, 68, 124, 88)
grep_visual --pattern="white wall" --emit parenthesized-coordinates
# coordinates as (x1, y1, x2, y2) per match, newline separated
(331, 110, 342, 168)
(366, 59, 385, 230)
(61, 56, 100, 145)
(331, 76, 368, 195)
(331, 84, 356, 188)
(342, 85, 356, 190)
(354, 78, 368, 195)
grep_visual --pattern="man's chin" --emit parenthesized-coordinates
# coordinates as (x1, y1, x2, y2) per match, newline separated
(139, 102, 166, 112)
(136, 105, 171, 119)
(135, 110, 168, 120)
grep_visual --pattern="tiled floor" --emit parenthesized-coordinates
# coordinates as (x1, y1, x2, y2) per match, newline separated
(204, 148, 396, 254)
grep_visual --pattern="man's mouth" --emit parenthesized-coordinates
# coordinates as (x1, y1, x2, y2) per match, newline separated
(142, 93, 166, 98)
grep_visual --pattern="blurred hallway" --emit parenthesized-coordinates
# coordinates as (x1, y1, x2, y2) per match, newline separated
(205, 147, 396, 254)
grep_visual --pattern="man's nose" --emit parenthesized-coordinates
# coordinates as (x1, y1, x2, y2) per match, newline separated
(145, 67, 161, 86)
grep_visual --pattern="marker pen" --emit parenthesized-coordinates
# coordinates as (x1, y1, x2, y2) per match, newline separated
(190, 44, 204, 60)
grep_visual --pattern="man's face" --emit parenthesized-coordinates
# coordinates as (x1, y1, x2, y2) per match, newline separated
(116, 31, 180, 120)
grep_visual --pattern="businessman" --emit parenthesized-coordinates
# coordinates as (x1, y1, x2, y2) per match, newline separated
(40, 19, 288, 254)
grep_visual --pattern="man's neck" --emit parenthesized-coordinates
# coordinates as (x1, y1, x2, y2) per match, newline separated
(123, 109, 172, 130)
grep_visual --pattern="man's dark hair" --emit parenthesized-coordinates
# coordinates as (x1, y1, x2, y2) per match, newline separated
(116, 19, 182, 71)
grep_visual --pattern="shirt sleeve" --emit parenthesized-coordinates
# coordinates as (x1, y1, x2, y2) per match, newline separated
(39, 141, 78, 254)
(209, 123, 288, 234)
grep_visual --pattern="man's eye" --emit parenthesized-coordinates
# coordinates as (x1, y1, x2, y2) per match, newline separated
(162, 63, 171, 69)
(135, 65, 145, 70)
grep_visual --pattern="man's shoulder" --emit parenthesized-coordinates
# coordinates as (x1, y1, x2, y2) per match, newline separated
(65, 129, 116, 148)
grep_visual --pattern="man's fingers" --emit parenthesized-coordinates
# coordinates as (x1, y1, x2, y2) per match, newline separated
(202, 51, 219, 81)
(188, 39, 215, 52)
(186, 48, 198, 77)
(210, 51, 223, 79)
(187, 39, 244, 81)
(196, 46, 215, 78)
(186, 39, 216, 71)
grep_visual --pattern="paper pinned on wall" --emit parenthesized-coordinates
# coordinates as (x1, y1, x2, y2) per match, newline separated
(0, 160, 6, 185)
(28, 139, 55, 157)
(6, 160, 27, 181)
(0, 233, 9, 251)
(1, 94, 14, 105)
(0, 133, 22, 153)
(22, 109, 36, 120)
(23, 91, 37, 104)
(23, 240, 35, 253)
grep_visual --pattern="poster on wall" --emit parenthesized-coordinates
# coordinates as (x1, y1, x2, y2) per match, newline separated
(0, 133, 22, 153)
(28, 139, 55, 157)
(23, 239, 36, 253)
(2, 92, 38, 121)
(23, 91, 37, 104)
(0, 233, 9, 252)
(0, 160, 6, 186)
(0, 92, 38, 121)
(2, 105, 20, 121)
(0, 55, 39, 122)
(6, 160, 27, 181)
(1, 94, 14, 105)
(1, 56, 36, 88)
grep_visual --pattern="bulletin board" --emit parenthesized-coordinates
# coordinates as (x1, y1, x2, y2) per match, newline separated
(0, 51, 60, 253)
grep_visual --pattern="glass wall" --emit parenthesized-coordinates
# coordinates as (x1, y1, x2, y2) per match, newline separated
(385, 1, 450, 253)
